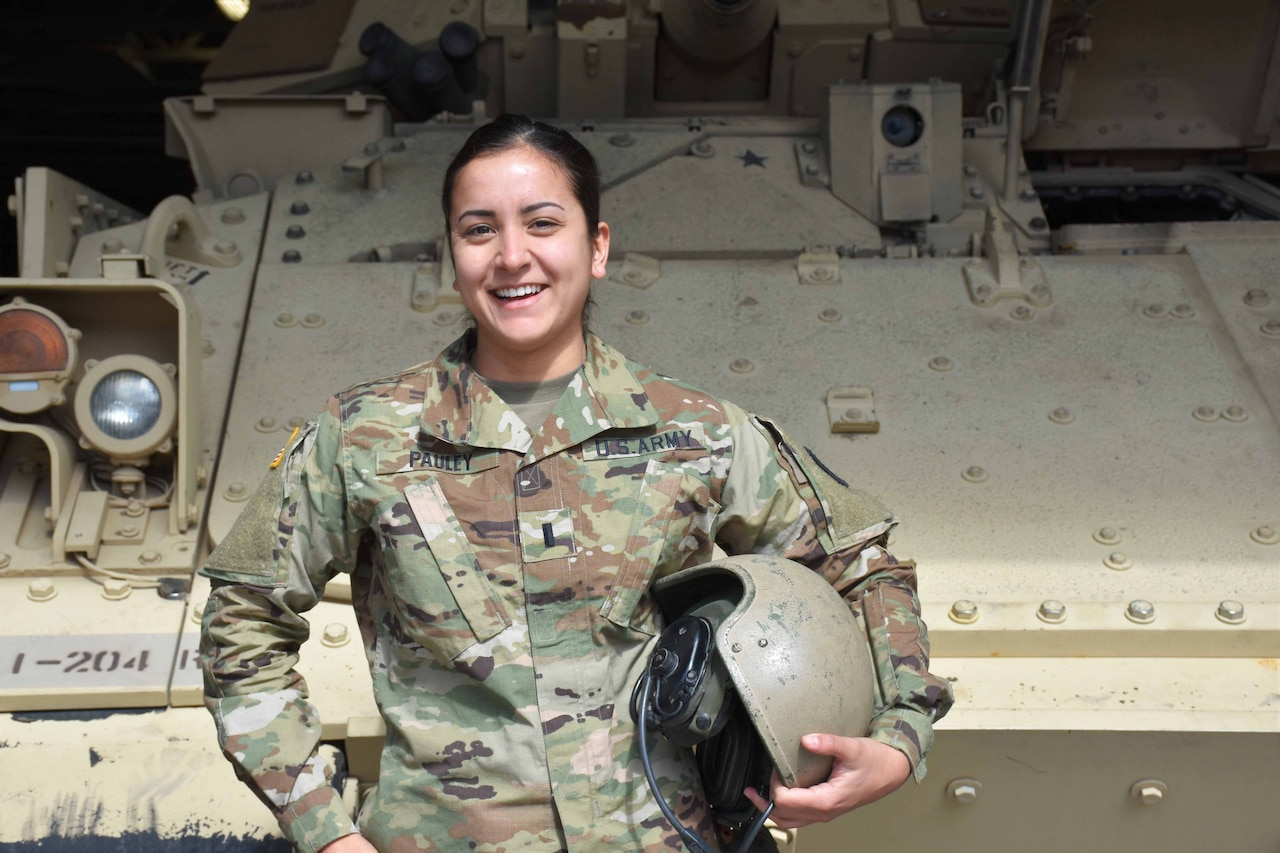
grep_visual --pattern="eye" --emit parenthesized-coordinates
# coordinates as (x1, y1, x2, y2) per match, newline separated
(462, 223, 494, 238)
(530, 218, 559, 231)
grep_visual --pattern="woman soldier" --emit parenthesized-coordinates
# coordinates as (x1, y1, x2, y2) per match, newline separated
(200, 115, 951, 853)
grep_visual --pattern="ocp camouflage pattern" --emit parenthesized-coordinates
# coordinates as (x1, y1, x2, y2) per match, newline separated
(200, 332, 953, 853)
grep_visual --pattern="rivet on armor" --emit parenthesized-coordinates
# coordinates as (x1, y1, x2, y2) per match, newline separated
(256, 417, 278, 432)
(296, 170, 314, 184)
(961, 466, 987, 483)
(1142, 304, 1166, 319)
(1242, 288, 1270, 308)
(0, 552, 10, 569)
(1037, 600, 1067, 624)
(286, 225, 306, 239)
(1125, 599, 1155, 624)
(139, 550, 162, 565)
(626, 310, 650, 325)
(225, 481, 249, 502)
(928, 355, 953, 372)
(1250, 525, 1279, 545)
(220, 207, 245, 224)
(1221, 405, 1247, 422)
(1104, 551, 1132, 571)
(1094, 526, 1122, 545)
(1010, 304, 1033, 321)
(301, 313, 325, 329)
(102, 579, 132, 601)
(1170, 303, 1194, 319)
(282, 250, 302, 263)
(818, 307, 841, 323)
(27, 578, 56, 602)
(949, 600, 978, 624)
(433, 311, 457, 327)
(275, 313, 297, 328)
(730, 359, 754, 374)
(609, 132, 634, 147)
(1215, 600, 1246, 625)
(1049, 407, 1074, 424)
(730, 642, 742, 653)
(1261, 320, 1280, 337)
(1192, 406, 1218, 422)
(290, 201, 311, 215)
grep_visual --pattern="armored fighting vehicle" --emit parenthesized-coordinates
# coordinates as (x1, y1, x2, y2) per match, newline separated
(2, 0, 1277, 850)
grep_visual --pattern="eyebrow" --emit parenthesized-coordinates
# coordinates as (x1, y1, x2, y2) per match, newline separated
(456, 201, 566, 223)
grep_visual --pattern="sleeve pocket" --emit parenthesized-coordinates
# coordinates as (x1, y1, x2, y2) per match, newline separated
(862, 587, 903, 711)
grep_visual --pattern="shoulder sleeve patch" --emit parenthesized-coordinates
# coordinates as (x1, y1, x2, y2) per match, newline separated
(751, 415, 895, 550)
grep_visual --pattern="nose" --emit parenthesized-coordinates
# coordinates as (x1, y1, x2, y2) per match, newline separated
(496, 230, 530, 271)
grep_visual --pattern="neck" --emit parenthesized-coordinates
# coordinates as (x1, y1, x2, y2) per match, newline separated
(471, 332, 587, 382)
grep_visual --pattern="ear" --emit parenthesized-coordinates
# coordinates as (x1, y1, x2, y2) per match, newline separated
(590, 222, 611, 280)
(451, 278, 459, 292)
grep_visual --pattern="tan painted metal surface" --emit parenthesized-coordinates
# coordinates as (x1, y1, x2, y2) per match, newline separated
(2, 0, 1280, 848)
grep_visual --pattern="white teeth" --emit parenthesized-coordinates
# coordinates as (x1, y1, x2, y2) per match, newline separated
(494, 285, 545, 299)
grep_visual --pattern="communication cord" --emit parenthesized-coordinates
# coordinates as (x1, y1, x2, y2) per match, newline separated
(637, 669, 776, 853)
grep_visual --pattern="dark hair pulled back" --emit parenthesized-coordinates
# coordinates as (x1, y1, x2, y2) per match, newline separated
(442, 114, 602, 236)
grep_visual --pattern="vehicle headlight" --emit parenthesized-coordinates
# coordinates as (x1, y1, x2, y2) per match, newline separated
(88, 370, 163, 440)
(75, 355, 177, 460)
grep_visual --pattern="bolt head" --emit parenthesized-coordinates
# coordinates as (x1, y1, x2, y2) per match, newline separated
(322, 623, 349, 646)
(1126, 599, 1155, 622)
(1038, 600, 1067, 623)
(949, 600, 978, 623)
(1216, 600, 1245, 624)
(946, 777, 982, 803)
(290, 201, 310, 215)
(28, 578, 57, 602)
(1130, 779, 1167, 805)
(102, 579, 132, 600)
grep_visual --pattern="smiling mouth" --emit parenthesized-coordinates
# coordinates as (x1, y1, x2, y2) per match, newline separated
(493, 284, 546, 301)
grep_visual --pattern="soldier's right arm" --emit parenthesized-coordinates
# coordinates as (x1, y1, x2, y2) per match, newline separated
(199, 399, 366, 853)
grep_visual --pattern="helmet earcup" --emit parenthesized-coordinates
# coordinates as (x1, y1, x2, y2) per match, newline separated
(695, 703, 773, 825)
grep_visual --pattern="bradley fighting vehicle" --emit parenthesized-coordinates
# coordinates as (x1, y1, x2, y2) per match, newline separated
(1, 0, 1277, 850)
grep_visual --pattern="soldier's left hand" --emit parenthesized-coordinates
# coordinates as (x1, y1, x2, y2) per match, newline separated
(742, 734, 910, 829)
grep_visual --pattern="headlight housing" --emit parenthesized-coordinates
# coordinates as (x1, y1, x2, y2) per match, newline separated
(74, 354, 177, 460)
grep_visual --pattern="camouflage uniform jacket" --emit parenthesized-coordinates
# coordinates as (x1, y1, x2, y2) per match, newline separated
(200, 332, 952, 853)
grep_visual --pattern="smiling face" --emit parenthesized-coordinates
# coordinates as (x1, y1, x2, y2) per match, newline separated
(449, 145, 610, 382)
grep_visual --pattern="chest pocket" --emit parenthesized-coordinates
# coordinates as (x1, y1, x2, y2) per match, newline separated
(383, 477, 510, 664)
(598, 457, 715, 634)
